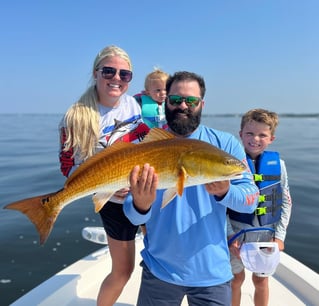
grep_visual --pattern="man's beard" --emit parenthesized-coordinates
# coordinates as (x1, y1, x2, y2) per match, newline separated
(165, 103, 202, 136)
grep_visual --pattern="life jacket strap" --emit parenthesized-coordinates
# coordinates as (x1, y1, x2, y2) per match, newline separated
(254, 174, 281, 182)
(258, 193, 279, 203)
(255, 206, 280, 216)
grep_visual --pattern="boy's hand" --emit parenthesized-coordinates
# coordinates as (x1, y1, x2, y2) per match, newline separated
(228, 237, 241, 259)
(274, 238, 285, 251)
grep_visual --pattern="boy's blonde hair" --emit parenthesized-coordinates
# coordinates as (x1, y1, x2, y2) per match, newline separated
(144, 68, 169, 91)
(63, 45, 132, 159)
(241, 108, 279, 136)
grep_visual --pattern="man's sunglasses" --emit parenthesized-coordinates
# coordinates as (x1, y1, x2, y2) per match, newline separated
(167, 95, 202, 108)
(96, 66, 133, 83)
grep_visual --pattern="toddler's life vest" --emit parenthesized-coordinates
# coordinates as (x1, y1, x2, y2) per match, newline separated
(229, 151, 282, 226)
(134, 94, 167, 128)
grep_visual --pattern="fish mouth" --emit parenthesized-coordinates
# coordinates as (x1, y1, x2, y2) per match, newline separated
(229, 173, 244, 180)
(208, 173, 244, 182)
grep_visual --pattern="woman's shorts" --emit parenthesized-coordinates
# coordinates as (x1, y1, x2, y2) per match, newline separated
(99, 201, 139, 241)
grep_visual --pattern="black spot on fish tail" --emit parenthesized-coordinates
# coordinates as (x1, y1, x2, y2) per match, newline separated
(41, 188, 64, 205)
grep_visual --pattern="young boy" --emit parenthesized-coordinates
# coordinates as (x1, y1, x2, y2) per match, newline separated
(228, 109, 292, 306)
(134, 68, 169, 128)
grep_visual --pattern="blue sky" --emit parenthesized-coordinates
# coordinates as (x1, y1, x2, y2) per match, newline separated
(0, 0, 318, 115)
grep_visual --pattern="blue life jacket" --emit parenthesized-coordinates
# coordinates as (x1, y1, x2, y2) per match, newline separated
(228, 151, 282, 226)
(134, 94, 167, 128)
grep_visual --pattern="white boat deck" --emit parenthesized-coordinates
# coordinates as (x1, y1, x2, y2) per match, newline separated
(11, 234, 319, 306)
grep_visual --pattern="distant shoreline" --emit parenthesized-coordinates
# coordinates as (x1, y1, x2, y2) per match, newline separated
(203, 113, 319, 118)
(1, 113, 319, 118)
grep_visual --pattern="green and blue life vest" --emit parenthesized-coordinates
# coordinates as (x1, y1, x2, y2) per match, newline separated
(228, 151, 282, 226)
(134, 94, 167, 128)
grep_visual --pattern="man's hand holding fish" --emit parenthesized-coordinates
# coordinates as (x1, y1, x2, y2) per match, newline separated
(129, 164, 158, 214)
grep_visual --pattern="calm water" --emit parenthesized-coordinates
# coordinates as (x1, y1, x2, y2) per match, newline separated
(0, 114, 318, 305)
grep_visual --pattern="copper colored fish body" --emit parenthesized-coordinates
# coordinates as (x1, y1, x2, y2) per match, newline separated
(4, 129, 246, 244)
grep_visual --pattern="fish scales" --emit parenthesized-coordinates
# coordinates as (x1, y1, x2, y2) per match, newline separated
(4, 128, 246, 244)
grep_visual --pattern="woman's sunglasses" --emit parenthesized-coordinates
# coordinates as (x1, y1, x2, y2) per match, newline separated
(167, 95, 202, 108)
(96, 66, 133, 83)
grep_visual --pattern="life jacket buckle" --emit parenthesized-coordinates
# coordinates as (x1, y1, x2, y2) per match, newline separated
(255, 207, 267, 215)
(253, 174, 264, 182)
(259, 195, 266, 203)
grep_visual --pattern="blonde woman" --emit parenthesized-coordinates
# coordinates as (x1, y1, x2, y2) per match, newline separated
(59, 45, 149, 306)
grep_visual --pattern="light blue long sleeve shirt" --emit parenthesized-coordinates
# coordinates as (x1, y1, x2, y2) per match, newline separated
(124, 125, 259, 286)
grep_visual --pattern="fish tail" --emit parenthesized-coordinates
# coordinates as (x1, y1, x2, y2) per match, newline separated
(4, 192, 62, 245)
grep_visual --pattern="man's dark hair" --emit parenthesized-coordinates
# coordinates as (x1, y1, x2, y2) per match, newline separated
(166, 71, 206, 98)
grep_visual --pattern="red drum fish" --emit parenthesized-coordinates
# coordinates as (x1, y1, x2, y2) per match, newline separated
(4, 129, 246, 244)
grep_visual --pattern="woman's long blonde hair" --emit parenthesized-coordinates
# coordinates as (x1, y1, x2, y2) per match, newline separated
(63, 45, 132, 159)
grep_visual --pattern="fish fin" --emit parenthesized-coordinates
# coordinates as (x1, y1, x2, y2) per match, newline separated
(161, 188, 178, 208)
(4, 191, 62, 245)
(161, 166, 187, 208)
(66, 141, 135, 186)
(92, 192, 114, 212)
(177, 166, 187, 196)
(141, 128, 175, 143)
